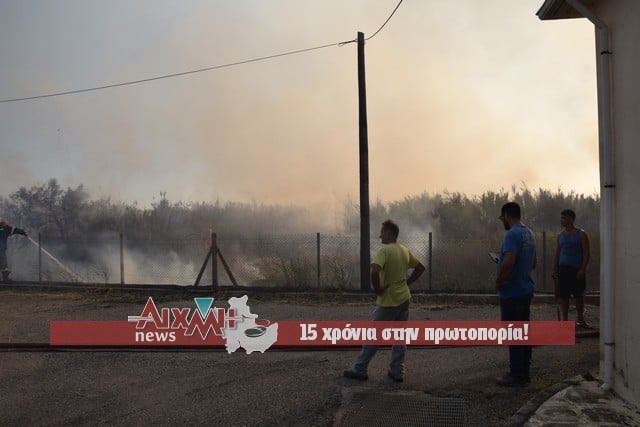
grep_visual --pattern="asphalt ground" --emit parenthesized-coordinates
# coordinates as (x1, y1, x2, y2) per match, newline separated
(0, 288, 599, 426)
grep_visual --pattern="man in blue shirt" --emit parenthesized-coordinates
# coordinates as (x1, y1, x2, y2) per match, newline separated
(495, 202, 536, 386)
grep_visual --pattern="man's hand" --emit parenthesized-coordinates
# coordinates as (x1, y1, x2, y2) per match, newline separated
(495, 280, 509, 292)
(407, 263, 426, 286)
(495, 252, 516, 292)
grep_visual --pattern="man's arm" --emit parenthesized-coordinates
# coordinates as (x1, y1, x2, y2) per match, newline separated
(577, 230, 590, 279)
(551, 235, 560, 279)
(496, 252, 516, 291)
(407, 262, 425, 286)
(371, 264, 384, 295)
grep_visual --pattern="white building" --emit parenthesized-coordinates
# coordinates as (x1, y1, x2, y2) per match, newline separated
(537, 0, 640, 407)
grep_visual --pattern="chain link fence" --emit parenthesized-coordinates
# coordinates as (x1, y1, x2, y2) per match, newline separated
(4, 231, 599, 293)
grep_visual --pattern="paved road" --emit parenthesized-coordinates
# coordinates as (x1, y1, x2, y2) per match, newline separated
(0, 288, 599, 426)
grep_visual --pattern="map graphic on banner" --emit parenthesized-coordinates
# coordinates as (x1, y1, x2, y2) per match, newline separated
(223, 295, 278, 354)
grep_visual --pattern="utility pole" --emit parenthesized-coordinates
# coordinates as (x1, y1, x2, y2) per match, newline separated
(357, 32, 371, 291)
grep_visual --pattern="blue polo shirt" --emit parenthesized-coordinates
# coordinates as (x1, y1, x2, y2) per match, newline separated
(497, 225, 536, 299)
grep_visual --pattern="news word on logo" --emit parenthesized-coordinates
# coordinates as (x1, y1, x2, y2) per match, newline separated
(50, 295, 279, 354)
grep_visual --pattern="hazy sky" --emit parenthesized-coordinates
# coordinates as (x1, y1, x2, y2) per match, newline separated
(0, 0, 598, 211)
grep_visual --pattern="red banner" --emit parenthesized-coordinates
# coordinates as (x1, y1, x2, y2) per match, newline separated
(50, 320, 574, 348)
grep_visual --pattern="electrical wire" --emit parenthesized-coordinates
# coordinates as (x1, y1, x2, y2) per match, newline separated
(0, 0, 403, 103)
(0, 42, 350, 103)
(366, 0, 403, 41)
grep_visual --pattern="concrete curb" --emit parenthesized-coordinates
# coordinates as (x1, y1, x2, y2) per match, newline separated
(506, 374, 589, 426)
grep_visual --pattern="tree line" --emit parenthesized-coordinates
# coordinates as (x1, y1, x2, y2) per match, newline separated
(343, 185, 599, 239)
(0, 179, 600, 243)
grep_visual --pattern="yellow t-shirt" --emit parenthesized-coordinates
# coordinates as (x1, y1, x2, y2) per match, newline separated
(372, 243, 420, 307)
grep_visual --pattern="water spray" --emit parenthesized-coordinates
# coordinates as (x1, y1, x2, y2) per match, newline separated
(27, 236, 84, 282)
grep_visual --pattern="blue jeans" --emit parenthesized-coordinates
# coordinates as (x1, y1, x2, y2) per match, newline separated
(352, 301, 410, 377)
(500, 293, 533, 379)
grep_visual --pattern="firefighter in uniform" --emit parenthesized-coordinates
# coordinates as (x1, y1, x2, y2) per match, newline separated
(0, 220, 28, 283)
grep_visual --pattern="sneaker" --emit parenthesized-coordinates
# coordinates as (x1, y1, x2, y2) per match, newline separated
(343, 370, 368, 381)
(387, 370, 404, 383)
(576, 321, 592, 329)
(496, 373, 529, 387)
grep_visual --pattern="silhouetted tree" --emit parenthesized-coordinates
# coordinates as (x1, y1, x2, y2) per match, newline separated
(9, 179, 88, 240)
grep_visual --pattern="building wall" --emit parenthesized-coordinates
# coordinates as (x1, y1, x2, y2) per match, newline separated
(592, 0, 640, 406)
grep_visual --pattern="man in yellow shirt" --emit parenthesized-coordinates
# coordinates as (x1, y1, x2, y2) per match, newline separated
(344, 220, 425, 382)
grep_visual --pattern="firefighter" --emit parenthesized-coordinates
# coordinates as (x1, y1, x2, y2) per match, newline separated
(0, 220, 28, 283)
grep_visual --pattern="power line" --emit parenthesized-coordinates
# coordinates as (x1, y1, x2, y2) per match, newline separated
(0, 0, 403, 103)
(366, 0, 403, 41)
(0, 42, 350, 103)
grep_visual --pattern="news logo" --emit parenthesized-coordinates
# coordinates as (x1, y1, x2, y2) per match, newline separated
(51, 295, 278, 353)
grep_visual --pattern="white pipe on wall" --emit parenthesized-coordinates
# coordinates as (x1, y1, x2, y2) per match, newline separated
(565, 0, 615, 391)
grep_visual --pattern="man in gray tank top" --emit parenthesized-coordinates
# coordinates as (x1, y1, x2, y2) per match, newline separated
(552, 209, 591, 327)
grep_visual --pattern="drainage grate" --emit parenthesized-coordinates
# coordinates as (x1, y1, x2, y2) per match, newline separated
(337, 392, 466, 427)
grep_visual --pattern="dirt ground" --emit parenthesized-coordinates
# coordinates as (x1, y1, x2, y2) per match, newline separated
(0, 287, 600, 426)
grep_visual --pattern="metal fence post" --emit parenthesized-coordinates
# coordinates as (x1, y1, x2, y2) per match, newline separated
(316, 232, 321, 288)
(542, 231, 547, 292)
(38, 232, 42, 283)
(211, 232, 218, 291)
(428, 231, 433, 291)
(120, 232, 124, 286)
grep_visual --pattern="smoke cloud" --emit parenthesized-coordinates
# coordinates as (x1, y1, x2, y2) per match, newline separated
(0, 1, 599, 214)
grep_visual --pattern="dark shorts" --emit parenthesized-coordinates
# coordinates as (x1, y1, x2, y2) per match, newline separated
(557, 265, 586, 299)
